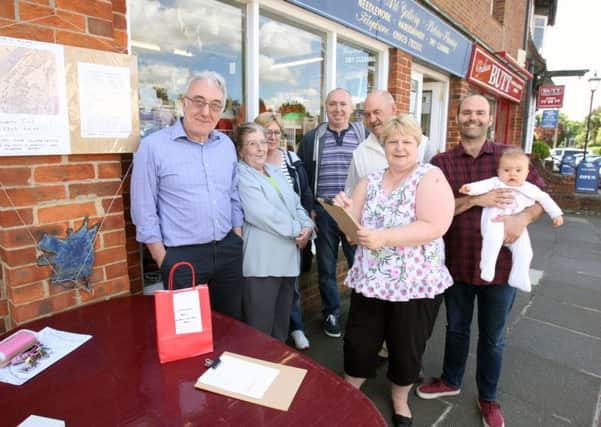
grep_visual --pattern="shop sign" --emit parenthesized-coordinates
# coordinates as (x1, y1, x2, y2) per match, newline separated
(286, 0, 472, 77)
(560, 154, 576, 176)
(541, 109, 559, 129)
(467, 45, 526, 102)
(537, 85, 565, 109)
(575, 160, 600, 193)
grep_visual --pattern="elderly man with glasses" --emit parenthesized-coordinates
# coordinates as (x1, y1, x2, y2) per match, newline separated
(131, 71, 244, 320)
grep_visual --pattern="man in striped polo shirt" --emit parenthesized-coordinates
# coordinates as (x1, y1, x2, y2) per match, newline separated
(298, 88, 366, 338)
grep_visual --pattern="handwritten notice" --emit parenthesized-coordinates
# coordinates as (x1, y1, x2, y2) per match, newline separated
(77, 62, 132, 138)
(173, 290, 203, 334)
(0, 36, 70, 155)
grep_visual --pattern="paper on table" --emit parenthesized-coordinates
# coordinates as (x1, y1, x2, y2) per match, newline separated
(197, 353, 280, 399)
(0, 327, 91, 386)
(18, 415, 65, 427)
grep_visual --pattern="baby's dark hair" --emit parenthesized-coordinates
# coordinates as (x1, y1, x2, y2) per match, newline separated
(500, 146, 529, 162)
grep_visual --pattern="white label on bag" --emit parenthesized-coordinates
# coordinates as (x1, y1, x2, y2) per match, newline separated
(173, 291, 203, 334)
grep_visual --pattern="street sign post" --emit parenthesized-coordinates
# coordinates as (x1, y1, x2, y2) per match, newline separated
(541, 110, 559, 129)
(537, 85, 565, 109)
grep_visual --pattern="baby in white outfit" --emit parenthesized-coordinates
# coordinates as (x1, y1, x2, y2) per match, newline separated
(459, 147, 563, 292)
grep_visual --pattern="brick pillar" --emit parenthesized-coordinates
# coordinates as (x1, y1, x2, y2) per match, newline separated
(388, 48, 412, 113)
(0, 0, 131, 331)
(121, 154, 142, 294)
(446, 77, 472, 150)
(509, 103, 525, 147)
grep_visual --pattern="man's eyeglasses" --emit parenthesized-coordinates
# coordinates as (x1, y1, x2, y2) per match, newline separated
(184, 96, 223, 113)
(244, 140, 268, 148)
(265, 130, 282, 137)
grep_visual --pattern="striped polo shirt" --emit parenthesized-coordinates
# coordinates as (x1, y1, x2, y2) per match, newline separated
(316, 126, 360, 199)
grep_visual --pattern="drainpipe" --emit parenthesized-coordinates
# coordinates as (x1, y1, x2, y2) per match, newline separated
(522, 0, 535, 152)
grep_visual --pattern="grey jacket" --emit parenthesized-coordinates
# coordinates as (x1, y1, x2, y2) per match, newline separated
(238, 162, 314, 277)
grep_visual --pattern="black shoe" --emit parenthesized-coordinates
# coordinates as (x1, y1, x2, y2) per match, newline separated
(392, 414, 413, 427)
(322, 314, 341, 338)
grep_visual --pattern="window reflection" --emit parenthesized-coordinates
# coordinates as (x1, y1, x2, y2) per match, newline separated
(259, 13, 324, 148)
(131, 0, 244, 137)
(336, 40, 376, 120)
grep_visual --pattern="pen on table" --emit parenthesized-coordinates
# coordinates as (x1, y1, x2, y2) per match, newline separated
(206, 357, 221, 369)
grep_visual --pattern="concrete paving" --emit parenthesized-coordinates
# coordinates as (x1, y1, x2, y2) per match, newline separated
(298, 214, 601, 427)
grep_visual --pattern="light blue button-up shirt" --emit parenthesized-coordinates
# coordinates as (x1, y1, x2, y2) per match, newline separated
(130, 119, 243, 247)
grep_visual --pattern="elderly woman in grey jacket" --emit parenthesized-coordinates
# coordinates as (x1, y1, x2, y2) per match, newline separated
(236, 123, 314, 341)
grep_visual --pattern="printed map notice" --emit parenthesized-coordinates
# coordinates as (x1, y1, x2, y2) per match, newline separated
(0, 36, 70, 155)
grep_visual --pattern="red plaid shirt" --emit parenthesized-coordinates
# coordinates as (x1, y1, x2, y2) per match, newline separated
(431, 141, 545, 286)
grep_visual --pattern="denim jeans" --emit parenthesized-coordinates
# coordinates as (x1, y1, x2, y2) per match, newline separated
(289, 277, 304, 331)
(441, 282, 516, 402)
(314, 204, 355, 317)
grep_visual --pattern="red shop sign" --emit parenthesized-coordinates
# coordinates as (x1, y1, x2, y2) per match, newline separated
(537, 85, 565, 109)
(467, 45, 526, 103)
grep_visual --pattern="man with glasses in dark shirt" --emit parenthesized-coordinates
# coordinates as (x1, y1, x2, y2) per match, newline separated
(416, 94, 544, 427)
(131, 71, 244, 320)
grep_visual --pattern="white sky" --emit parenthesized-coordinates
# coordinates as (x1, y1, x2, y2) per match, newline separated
(543, 0, 601, 121)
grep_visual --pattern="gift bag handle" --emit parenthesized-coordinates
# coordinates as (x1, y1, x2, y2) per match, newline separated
(167, 261, 196, 290)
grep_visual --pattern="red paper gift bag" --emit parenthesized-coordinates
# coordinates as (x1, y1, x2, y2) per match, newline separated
(154, 261, 213, 363)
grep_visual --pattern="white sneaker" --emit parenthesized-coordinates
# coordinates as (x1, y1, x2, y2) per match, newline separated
(291, 330, 310, 350)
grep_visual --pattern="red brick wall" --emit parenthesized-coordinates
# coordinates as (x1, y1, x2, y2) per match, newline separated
(0, 0, 127, 53)
(430, 0, 526, 55)
(388, 48, 412, 113)
(0, 0, 131, 331)
(431, 0, 529, 150)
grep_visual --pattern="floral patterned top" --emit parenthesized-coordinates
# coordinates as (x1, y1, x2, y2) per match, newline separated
(344, 164, 453, 302)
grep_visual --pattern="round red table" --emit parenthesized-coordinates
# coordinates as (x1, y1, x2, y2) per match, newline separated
(0, 295, 386, 426)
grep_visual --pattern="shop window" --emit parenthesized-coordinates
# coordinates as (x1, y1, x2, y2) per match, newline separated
(336, 40, 376, 119)
(130, 0, 244, 138)
(531, 15, 548, 53)
(492, 0, 505, 24)
(409, 74, 422, 119)
(258, 13, 324, 149)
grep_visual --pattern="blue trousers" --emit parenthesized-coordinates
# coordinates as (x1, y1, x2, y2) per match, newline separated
(314, 204, 355, 317)
(441, 282, 516, 402)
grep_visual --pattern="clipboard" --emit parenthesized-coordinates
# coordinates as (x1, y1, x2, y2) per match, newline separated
(194, 351, 307, 411)
(317, 198, 361, 242)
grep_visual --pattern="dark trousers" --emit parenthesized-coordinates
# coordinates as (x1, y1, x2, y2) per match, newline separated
(441, 282, 517, 401)
(314, 204, 355, 317)
(344, 291, 442, 386)
(160, 231, 244, 320)
(243, 276, 295, 342)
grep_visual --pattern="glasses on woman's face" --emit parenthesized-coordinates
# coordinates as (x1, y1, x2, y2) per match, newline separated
(244, 139, 268, 149)
(264, 130, 281, 137)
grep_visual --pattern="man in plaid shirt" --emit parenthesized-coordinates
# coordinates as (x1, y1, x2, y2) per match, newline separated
(416, 94, 544, 427)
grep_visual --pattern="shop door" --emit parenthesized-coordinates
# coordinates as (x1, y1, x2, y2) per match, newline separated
(422, 81, 444, 154)
(495, 99, 510, 144)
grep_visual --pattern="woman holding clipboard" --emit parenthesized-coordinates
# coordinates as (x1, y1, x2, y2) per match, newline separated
(332, 115, 454, 427)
